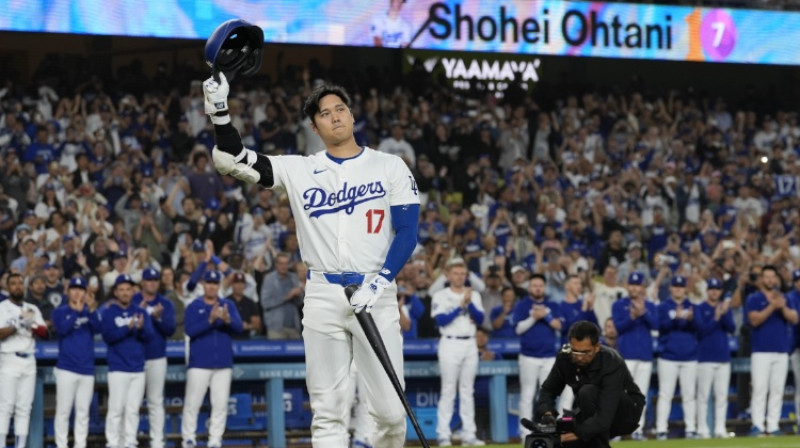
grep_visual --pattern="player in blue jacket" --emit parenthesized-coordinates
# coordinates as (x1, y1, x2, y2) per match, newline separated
(52, 277, 101, 448)
(694, 278, 735, 439)
(181, 270, 243, 448)
(745, 265, 799, 436)
(787, 269, 800, 433)
(512, 273, 562, 437)
(611, 271, 657, 440)
(655, 275, 699, 439)
(132, 267, 176, 448)
(557, 274, 597, 413)
(101, 274, 154, 448)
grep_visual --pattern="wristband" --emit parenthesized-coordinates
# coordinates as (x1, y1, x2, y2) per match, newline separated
(211, 255, 222, 265)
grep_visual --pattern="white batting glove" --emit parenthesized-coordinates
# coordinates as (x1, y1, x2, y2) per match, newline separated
(212, 146, 261, 184)
(203, 73, 231, 125)
(350, 275, 391, 314)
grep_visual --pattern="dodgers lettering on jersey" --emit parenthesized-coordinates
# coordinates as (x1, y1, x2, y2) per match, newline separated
(431, 288, 484, 337)
(0, 300, 46, 354)
(370, 16, 412, 48)
(268, 149, 419, 273)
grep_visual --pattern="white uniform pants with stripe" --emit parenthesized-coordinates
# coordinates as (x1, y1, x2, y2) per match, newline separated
(145, 358, 167, 448)
(106, 371, 146, 448)
(750, 352, 788, 432)
(54, 368, 94, 448)
(625, 360, 652, 435)
(518, 355, 555, 437)
(436, 337, 479, 441)
(344, 363, 375, 446)
(790, 348, 800, 426)
(181, 368, 231, 447)
(0, 354, 36, 439)
(656, 359, 697, 434)
(696, 362, 730, 437)
(302, 279, 406, 448)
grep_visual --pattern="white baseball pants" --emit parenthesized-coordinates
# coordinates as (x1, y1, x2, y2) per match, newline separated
(302, 279, 406, 448)
(790, 348, 800, 426)
(181, 368, 231, 447)
(145, 358, 167, 448)
(656, 359, 697, 434)
(344, 363, 376, 446)
(54, 368, 94, 448)
(696, 362, 730, 437)
(0, 354, 36, 441)
(106, 371, 146, 448)
(436, 337, 479, 442)
(625, 360, 652, 436)
(750, 352, 788, 432)
(518, 355, 555, 437)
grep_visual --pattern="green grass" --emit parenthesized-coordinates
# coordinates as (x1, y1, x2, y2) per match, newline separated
(479, 435, 800, 448)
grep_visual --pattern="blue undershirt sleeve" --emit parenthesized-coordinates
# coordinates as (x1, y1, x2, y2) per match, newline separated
(378, 204, 420, 282)
(435, 308, 462, 328)
(467, 303, 484, 324)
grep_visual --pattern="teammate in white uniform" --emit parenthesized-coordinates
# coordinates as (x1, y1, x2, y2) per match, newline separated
(203, 75, 420, 448)
(0, 273, 48, 448)
(370, 0, 412, 48)
(432, 258, 485, 447)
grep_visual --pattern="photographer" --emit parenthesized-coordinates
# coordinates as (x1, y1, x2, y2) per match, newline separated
(535, 321, 644, 448)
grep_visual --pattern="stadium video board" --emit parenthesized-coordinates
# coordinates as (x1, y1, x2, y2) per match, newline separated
(1, 0, 797, 66)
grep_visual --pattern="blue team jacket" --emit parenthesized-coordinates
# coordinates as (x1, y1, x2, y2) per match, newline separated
(185, 297, 243, 369)
(695, 301, 735, 363)
(132, 293, 177, 360)
(746, 290, 796, 354)
(559, 300, 598, 345)
(612, 297, 658, 361)
(512, 296, 562, 358)
(101, 301, 154, 372)
(52, 305, 101, 375)
(658, 298, 699, 361)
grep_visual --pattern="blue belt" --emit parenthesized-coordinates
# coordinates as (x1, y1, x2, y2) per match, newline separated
(311, 271, 365, 287)
(15, 352, 30, 358)
(445, 335, 473, 340)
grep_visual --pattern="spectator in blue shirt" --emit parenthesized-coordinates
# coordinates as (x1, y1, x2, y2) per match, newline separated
(397, 282, 424, 339)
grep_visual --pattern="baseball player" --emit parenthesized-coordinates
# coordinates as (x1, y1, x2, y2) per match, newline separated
(512, 273, 563, 438)
(745, 265, 798, 436)
(370, 0, 412, 48)
(101, 273, 154, 448)
(0, 273, 47, 448)
(694, 278, 735, 439)
(203, 73, 419, 447)
(132, 267, 176, 448)
(52, 277, 101, 448)
(182, 270, 243, 448)
(611, 271, 657, 440)
(655, 275, 699, 440)
(788, 270, 800, 433)
(432, 258, 485, 447)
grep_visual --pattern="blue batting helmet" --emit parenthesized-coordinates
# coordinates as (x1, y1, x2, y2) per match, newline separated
(205, 19, 264, 81)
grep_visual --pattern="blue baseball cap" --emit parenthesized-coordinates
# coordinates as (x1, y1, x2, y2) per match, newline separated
(142, 267, 161, 281)
(69, 277, 87, 290)
(206, 198, 221, 211)
(114, 274, 135, 287)
(203, 270, 222, 283)
(192, 240, 206, 252)
(707, 278, 723, 290)
(671, 275, 687, 287)
(113, 251, 128, 260)
(793, 269, 800, 282)
(628, 271, 644, 285)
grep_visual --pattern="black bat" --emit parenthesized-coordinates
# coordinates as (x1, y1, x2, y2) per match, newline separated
(344, 284, 430, 448)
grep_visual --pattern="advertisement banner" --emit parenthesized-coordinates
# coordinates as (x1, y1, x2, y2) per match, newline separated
(1, 0, 798, 65)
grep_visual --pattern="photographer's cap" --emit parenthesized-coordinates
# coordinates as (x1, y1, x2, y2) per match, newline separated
(628, 271, 644, 285)
(671, 275, 687, 287)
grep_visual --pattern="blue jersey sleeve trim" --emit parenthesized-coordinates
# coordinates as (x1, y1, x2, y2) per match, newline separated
(379, 204, 420, 282)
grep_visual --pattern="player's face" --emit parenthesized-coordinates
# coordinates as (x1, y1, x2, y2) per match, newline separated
(312, 94, 354, 146)
(670, 286, 686, 301)
(707, 288, 722, 303)
(115, 283, 133, 304)
(761, 269, 778, 289)
(446, 266, 468, 288)
(627, 284, 643, 299)
(204, 281, 220, 299)
(528, 278, 545, 300)
(142, 279, 159, 295)
(569, 338, 600, 368)
(68, 287, 85, 305)
(7, 276, 24, 300)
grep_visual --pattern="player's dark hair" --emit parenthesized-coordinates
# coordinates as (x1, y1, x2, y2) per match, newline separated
(303, 83, 351, 124)
(568, 320, 601, 345)
(761, 264, 779, 277)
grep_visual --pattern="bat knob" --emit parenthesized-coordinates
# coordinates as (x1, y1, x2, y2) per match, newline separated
(344, 284, 360, 301)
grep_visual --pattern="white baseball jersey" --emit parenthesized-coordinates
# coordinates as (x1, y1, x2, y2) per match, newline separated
(0, 300, 45, 354)
(370, 15, 412, 48)
(268, 148, 419, 274)
(431, 288, 484, 337)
